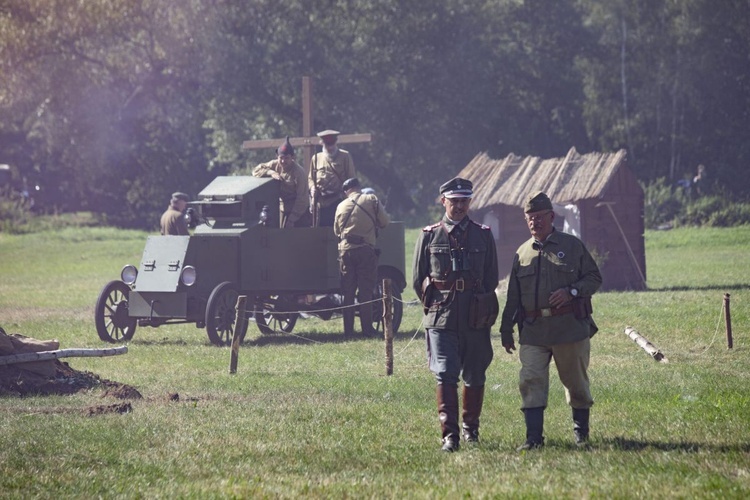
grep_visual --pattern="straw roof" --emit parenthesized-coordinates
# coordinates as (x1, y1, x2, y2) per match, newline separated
(457, 147, 628, 209)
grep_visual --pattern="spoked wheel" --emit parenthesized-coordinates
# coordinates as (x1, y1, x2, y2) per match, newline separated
(95, 280, 137, 343)
(254, 296, 299, 334)
(205, 281, 247, 346)
(371, 280, 403, 335)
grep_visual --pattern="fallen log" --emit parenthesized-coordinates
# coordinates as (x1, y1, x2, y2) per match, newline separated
(624, 327, 668, 363)
(0, 346, 128, 366)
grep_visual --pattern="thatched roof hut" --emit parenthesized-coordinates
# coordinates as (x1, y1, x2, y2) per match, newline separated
(457, 147, 646, 291)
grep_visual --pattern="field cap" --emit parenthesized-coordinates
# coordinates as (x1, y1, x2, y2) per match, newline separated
(342, 177, 360, 192)
(439, 177, 473, 199)
(317, 129, 340, 145)
(172, 192, 189, 202)
(361, 187, 375, 194)
(277, 136, 294, 156)
(524, 191, 553, 213)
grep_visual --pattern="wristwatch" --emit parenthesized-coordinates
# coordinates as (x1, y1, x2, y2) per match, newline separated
(569, 286, 579, 297)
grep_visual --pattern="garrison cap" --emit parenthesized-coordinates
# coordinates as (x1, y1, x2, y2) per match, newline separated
(317, 129, 340, 145)
(439, 177, 473, 199)
(342, 177, 360, 192)
(171, 192, 189, 202)
(524, 191, 553, 213)
(361, 187, 375, 194)
(277, 136, 294, 156)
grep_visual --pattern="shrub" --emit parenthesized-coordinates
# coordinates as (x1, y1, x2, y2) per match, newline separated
(642, 178, 687, 228)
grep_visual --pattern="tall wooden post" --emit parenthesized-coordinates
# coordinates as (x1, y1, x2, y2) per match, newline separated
(383, 279, 394, 376)
(724, 293, 733, 349)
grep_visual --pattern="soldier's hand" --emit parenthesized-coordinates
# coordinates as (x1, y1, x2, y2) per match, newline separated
(549, 287, 572, 308)
(503, 342, 516, 354)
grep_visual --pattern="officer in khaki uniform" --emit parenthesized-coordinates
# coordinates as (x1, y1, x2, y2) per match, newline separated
(499, 191, 602, 450)
(310, 130, 356, 227)
(412, 177, 499, 452)
(252, 137, 310, 228)
(253, 136, 310, 227)
(334, 177, 389, 337)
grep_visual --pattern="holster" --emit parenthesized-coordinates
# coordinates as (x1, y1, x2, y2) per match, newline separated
(572, 297, 593, 320)
(468, 291, 499, 329)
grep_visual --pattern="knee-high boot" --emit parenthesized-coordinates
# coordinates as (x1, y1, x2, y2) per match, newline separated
(573, 407, 590, 445)
(461, 385, 485, 443)
(359, 301, 376, 337)
(342, 307, 355, 336)
(517, 407, 545, 451)
(437, 384, 460, 452)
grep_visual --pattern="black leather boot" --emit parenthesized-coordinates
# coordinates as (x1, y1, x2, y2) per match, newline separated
(517, 407, 545, 451)
(437, 384, 460, 452)
(342, 308, 355, 336)
(462, 385, 485, 443)
(359, 302, 377, 337)
(573, 408, 590, 445)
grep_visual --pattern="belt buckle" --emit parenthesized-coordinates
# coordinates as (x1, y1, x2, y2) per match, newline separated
(455, 278, 465, 292)
(541, 308, 552, 317)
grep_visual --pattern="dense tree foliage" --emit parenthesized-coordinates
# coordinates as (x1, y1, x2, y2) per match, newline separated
(1, 0, 748, 228)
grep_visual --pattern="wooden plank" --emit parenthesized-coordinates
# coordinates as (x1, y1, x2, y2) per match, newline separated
(0, 346, 128, 366)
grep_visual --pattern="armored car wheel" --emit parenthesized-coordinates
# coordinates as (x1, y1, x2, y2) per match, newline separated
(371, 283, 403, 335)
(205, 281, 248, 346)
(95, 280, 137, 343)
(254, 296, 298, 334)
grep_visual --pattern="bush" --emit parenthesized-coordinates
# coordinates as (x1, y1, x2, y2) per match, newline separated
(642, 178, 687, 228)
(706, 204, 750, 227)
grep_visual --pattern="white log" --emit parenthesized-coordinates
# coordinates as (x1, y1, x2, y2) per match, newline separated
(0, 346, 128, 366)
(624, 327, 668, 363)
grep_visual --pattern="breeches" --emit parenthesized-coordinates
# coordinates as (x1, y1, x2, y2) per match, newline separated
(518, 338, 593, 410)
(426, 327, 493, 387)
(340, 246, 378, 305)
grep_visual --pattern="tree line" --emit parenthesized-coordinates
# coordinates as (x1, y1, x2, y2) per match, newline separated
(1, 0, 748, 228)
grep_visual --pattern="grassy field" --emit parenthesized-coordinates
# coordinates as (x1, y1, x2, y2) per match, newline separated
(1, 225, 749, 498)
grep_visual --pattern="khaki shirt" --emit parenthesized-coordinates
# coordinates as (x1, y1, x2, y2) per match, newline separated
(412, 216, 499, 331)
(309, 149, 356, 208)
(160, 207, 188, 235)
(333, 192, 390, 251)
(499, 229, 602, 346)
(252, 159, 309, 225)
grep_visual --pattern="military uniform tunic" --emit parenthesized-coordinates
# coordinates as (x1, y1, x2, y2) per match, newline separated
(252, 159, 309, 227)
(499, 228, 602, 409)
(412, 215, 499, 386)
(160, 207, 188, 235)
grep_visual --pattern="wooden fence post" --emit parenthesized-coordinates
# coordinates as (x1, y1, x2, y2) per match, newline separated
(229, 295, 247, 374)
(383, 279, 393, 376)
(724, 293, 733, 349)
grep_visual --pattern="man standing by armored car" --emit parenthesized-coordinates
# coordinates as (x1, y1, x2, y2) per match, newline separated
(160, 192, 190, 235)
(310, 130, 356, 227)
(412, 177, 499, 452)
(334, 177, 389, 337)
(499, 191, 602, 451)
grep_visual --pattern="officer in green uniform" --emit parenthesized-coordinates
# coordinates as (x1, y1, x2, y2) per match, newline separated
(499, 191, 602, 450)
(412, 177, 499, 452)
(252, 137, 310, 228)
(334, 177, 390, 337)
(310, 130, 356, 227)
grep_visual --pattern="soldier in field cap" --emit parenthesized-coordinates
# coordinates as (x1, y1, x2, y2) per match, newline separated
(309, 129, 356, 227)
(499, 190, 602, 451)
(160, 191, 190, 235)
(412, 176, 499, 452)
(252, 136, 310, 228)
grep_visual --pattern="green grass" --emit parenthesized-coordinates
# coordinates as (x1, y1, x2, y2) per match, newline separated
(1, 225, 750, 498)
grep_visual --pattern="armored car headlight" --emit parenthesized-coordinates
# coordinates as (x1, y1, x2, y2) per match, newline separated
(121, 265, 138, 285)
(181, 265, 197, 286)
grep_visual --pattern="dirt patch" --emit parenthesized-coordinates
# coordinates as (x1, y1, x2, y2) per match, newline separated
(0, 359, 142, 399)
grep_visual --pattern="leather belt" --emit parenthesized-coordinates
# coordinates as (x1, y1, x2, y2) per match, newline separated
(525, 304, 574, 318)
(431, 278, 474, 292)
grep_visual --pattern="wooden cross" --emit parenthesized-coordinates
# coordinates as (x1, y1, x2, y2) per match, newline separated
(242, 76, 372, 173)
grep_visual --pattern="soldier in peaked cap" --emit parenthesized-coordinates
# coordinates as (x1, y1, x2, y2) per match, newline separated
(252, 136, 310, 228)
(160, 191, 190, 235)
(412, 177, 499, 452)
(499, 191, 602, 451)
(334, 177, 390, 337)
(309, 129, 356, 227)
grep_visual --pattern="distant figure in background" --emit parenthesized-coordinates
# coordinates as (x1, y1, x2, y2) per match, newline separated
(692, 164, 707, 197)
(252, 136, 310, 227)
(309, 130, 356, 227)
(160, 192, 190, 235)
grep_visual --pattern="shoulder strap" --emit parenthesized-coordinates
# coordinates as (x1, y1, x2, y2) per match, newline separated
(340, 194, 362, 235)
